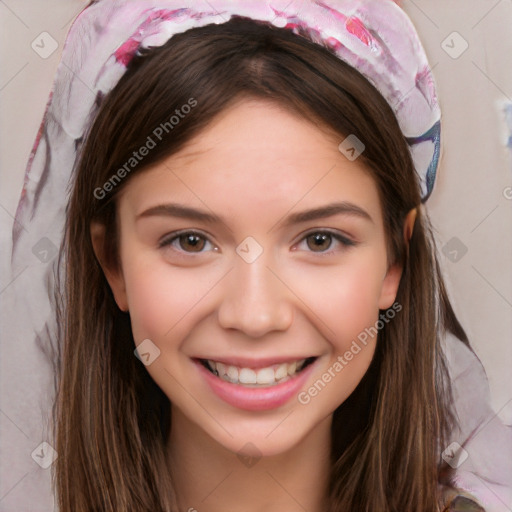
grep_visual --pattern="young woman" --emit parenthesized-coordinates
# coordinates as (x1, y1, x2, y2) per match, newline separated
(10, 1, 508, 510)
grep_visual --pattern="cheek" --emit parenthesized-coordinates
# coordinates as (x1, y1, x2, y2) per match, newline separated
(288, 254, 387, 346)
(120, 250, 216, 343)
(291, 261, 385, 411)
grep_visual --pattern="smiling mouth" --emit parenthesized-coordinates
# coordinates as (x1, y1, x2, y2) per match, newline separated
(199, 357, 317, 387)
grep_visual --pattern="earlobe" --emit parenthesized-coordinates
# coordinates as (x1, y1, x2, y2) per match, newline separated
(90, 221, 129, 312)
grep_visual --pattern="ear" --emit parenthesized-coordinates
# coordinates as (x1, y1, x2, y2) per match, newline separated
(378, 208, 417, 309)
(90, 221, 129, 312)
(378, 263, 402, 310)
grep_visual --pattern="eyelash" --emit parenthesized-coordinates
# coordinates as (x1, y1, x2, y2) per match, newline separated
(158, 229, 357, 257)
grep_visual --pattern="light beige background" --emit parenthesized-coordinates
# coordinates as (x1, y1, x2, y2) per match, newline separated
(1, 1, 511, 510)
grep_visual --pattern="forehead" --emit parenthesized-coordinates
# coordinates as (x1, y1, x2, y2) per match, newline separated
(118, 98, 384, 228)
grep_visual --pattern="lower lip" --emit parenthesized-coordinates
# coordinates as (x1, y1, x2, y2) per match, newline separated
(195, 360, 316, 411)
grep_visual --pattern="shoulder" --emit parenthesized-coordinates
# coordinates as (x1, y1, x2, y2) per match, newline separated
(442, 487, 486, 511)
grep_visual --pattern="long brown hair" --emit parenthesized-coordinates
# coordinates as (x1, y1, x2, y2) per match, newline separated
(53, 16, 468, 511)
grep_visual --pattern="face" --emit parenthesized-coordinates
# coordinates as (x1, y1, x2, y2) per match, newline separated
(93, 98, 402, 457)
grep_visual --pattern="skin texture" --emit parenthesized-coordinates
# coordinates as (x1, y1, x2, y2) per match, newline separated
(92, 98, 414, 511)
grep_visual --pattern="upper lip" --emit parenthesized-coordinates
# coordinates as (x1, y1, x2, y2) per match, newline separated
(193, 355, 317, 369)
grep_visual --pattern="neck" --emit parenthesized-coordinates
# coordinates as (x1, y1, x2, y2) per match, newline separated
(167, 410, 332, 512)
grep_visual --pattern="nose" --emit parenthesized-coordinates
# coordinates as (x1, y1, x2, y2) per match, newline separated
(217, 251, 294, 338)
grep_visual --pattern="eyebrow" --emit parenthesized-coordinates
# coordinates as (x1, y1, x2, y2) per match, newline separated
(136, 201, 373, 226)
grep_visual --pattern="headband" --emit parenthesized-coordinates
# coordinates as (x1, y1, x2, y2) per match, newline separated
(12, 0, 441, 260)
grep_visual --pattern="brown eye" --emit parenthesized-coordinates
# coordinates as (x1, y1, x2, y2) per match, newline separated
(159, 231, 215, 254)
(177, 233, 206, 252)
(297, 230, 356, 255)
(306, 233, 333, 252)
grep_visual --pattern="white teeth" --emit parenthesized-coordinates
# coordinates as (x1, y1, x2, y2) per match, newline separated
(216, 362, 227, 377)
(256, 367, 275, 385)
(239, 368, 257, 384)
(205, 358, 310, 387)
(296, 359, 307, 371)
(227, 365, 238, 383)
(275, 364, 288, 380)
